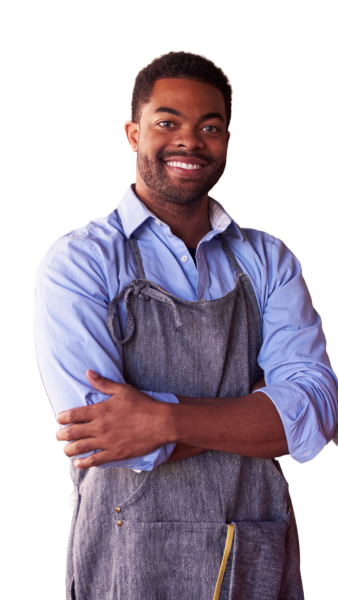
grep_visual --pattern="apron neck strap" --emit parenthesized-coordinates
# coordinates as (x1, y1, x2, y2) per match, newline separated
(219, 232, 244, 277)
(115, 209, 146, 280)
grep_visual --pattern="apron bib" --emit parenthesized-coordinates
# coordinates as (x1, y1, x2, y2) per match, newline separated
(67, 214, 304, 600)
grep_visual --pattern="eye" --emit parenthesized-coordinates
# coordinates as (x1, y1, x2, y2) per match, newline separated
(202, 125, 220, 133)
(157, 121, 174, 129)
(157, 121, 220, 133)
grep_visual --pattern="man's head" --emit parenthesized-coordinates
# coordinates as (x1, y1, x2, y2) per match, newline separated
(130, 50, 233, 131)
(125, 52, 232, 207)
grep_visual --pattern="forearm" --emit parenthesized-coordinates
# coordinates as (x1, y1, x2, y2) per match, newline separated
(165, 396, 220, 463)
(165, 392, 288, 459)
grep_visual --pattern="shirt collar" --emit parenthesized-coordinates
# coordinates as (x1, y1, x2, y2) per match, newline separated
(116, 185, 243, 241)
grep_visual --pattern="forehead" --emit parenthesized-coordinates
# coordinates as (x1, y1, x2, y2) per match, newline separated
(141, 78, 226, 121)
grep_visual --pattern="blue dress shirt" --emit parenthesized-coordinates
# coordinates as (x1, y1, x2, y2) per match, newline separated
(34, 185, 338, 469)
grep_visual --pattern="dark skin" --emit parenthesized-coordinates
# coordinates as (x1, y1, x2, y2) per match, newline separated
(166, 377, 268, 462)
(127, 78, 230, 249)
(56, 78, 288, 467)
(124, 79, 231, 248)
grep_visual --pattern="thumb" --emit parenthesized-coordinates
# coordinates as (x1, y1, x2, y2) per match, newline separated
(86, 369, 120, 394)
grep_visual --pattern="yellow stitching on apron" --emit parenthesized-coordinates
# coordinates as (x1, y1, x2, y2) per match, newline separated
(212, 524, 235, 600)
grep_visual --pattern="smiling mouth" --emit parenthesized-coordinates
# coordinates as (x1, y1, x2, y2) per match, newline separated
(165, 161, 203, 170)
(164, 160, 207, 179)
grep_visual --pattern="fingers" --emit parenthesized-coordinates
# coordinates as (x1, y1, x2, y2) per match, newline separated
(63, 438, 99, 458)
(56, 423, 93, 442)
(55, 406, 92, 425)
(86, 369, 101, 380)
(86, 369, 123, 394)
(73, 450, 111, 469)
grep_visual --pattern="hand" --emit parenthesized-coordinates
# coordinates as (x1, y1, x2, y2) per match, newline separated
(56, 371, 169, 469)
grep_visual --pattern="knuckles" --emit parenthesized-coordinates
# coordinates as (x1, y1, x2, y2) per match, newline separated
(64, 427, 75, 442)
(62, 411, 74, 423)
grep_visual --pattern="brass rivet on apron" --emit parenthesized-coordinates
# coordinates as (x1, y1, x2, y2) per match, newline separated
(115, 507, 121, 513)
(117, 520, 123, 527)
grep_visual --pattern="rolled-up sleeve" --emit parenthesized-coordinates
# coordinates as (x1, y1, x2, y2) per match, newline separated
(254, 236, 338, 463)
(34, 236, 177, 471)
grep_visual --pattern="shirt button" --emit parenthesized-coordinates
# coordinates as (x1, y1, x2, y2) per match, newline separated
(155, 219, 161, 226)
(115, 507, 121, 513)
(117, 520, 123, 527)
(181, 255, 188, 262)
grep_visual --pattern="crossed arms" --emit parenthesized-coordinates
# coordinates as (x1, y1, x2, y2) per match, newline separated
(56, 371, 287, 469)
(35, 235, 338, 470)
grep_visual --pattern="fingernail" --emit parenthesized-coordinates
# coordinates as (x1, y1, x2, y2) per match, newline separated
(88, 369, 99, 379)
(74, 460, 80, 468)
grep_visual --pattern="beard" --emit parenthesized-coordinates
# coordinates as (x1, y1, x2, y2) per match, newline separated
(137, 147, 226, 206)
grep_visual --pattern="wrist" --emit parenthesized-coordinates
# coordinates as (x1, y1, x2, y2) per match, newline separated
(159, 401, 181, 445)
(176, 395, 218, 405)
(163, 400, 225, 447)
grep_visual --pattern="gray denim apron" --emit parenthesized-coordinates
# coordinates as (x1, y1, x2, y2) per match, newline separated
(67, 215, 304, 600)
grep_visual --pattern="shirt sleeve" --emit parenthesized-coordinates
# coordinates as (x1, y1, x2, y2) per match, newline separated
(34, 236, 178, 471)
(254, 236, 338, 463)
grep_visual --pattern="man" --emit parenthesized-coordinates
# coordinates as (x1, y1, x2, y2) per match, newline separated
(35, 52, 338, 600)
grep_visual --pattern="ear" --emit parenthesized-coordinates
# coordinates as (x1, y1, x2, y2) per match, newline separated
(125, 121, 139, 152)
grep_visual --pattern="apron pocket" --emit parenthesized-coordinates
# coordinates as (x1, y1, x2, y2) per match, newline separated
(113, 521, 230, 600)
(228, 519, 288, 600)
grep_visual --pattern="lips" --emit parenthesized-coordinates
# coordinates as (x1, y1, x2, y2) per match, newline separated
(164, 156, 209, 165)
(163, 156, 210, 178)
(165, 163, 205, 179)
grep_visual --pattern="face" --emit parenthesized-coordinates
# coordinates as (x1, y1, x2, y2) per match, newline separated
(126, 78, 230, 206)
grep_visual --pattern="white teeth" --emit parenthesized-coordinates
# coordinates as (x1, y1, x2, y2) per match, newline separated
(166, 161, 202, 170)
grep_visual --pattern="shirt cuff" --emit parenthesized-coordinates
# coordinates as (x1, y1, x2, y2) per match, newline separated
(253, 381, 328, 463)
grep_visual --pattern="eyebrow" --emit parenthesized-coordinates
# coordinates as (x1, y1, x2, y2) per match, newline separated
(154, 107, 225, 123)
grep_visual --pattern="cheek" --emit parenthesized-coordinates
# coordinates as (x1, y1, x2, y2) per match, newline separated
(138, 139, 160, 159)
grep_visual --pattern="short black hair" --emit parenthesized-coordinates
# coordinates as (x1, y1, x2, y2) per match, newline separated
(131, 51, 232, 129)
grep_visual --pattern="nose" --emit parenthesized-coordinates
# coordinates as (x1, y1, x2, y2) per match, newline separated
(173, 126, 205, 150)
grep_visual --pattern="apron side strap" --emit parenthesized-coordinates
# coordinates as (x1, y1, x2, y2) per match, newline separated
(115, 209, 146, 280)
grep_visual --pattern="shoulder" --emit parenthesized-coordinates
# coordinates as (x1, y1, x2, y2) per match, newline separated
(39, 209, 124, 270)
(226, 223, 305, 313)
(237, 226, 302, 288)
